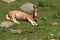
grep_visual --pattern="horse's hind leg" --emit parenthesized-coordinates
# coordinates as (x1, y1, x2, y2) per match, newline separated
(11, 17, 20, 24)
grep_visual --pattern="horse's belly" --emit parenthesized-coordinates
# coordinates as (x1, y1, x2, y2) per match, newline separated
(16, 13, 21, 19)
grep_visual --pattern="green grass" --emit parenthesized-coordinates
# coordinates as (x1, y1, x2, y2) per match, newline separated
(0, 0, 60, 40)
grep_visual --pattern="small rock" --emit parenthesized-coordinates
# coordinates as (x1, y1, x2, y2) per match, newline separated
(50, 33, 54, 36)
(51, 22, 58, 26)
(0, 20, 14, 28)
(20, 2, 34, 12)
(50, 38, 56, 40)
(9, 29, 22, 33)
(1, 0, 16, 3)
(58, 32, 60, 34)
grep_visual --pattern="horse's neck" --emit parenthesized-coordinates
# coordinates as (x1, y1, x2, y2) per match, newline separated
(29, 11, 35, 19)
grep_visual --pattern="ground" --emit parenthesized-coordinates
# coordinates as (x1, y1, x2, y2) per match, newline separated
(0, 0, 60, 40)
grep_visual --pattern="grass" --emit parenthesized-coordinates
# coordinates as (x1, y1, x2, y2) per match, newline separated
(0, 0, 60, 40)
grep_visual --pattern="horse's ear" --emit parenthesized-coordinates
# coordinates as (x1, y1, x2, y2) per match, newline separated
(33, 5, 39, 9)
(33, 5, 36, 8)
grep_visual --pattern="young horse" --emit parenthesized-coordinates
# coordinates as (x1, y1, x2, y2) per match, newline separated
(6, 6, 38, 26)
